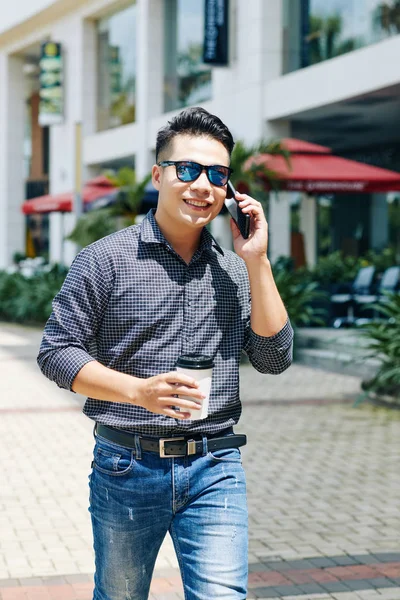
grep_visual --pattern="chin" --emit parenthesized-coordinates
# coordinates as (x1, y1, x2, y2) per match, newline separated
(180, 204, 218, 228)
(179, 209, 213, 227)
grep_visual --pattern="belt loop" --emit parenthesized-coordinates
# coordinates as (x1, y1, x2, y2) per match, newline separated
(93, 423, 97, 441)
(202, 435, 208, 456)
(134, 435, 142, 460)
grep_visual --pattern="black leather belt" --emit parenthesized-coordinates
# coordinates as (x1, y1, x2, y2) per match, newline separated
(96, 424, 247, 458)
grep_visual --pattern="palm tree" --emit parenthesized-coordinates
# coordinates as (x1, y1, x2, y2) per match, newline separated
(67, 167, 151, 248)
(376, 1, 400, 34)
(229, 139, 291, 212)
(105, 166, 151, 223)
(306, 13, 357, 64)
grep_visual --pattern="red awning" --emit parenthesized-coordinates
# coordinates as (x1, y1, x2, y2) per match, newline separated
(246, 138, 400, 194)
(22, 176, 118, 215)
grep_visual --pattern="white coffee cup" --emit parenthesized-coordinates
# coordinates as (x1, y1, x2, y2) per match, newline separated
(175, 355, 214, 420)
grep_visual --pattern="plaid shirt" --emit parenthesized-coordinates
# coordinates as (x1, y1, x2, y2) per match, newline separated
(38, 210, 293, 436)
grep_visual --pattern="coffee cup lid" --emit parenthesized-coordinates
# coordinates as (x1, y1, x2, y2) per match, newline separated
(176, 355, 214, 369)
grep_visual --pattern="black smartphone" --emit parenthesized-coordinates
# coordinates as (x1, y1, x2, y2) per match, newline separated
(225, 181, 251, 239)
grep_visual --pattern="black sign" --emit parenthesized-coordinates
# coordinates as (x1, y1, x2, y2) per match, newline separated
(203, 0, 229, 66)
(39, 42, 64, 126)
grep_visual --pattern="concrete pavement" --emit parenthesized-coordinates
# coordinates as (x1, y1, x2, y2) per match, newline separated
(0, 322, 399, 600)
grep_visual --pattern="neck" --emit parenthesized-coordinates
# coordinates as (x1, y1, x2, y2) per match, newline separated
(154, 211, 203, 264)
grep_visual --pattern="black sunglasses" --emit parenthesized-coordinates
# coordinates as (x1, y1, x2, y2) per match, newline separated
(158, 160, 233, 187)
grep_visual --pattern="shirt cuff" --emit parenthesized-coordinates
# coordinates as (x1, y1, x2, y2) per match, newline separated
(249, 318, 294, 351)
(41, 347, 96, 391)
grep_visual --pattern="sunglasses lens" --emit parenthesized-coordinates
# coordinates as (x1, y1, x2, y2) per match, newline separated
(176, 162, 201, 182)
(174, 162, 230, 186)
(208, 167, 230, 186)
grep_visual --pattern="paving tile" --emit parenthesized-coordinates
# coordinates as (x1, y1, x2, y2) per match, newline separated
(0, 582, 20, 589)
(283, 560, 317, 570)
(309, 557, 337, 568)
(297, 582, 327, 594)
(249, 562, 271, 572)
(344, 579, 376, 590)
(372, 553, 400, 563)
(330, 555, 359, 566)
(351, 555, 383, 565)
(320, 581, 352, 593)
(272, 585, 305, 596)
(251, 589, 280, 598)
(368, 578, 399, 588)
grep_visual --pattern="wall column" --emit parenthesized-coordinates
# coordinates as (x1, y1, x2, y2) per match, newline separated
(370, 193, 388, 250)
(49, 15, 86, 265)
(268, 192, 291, 263)
(300, 194, 317, 267)
(0, 52, 25, 268)
(135, 0, 163, 178)
(264, 120, 291, 262)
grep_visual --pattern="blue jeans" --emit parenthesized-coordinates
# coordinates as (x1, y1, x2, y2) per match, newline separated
(89, 431, 248, 600)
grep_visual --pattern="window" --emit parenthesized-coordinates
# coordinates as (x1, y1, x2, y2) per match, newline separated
(164, 0, 212, 112)
(97, 3, 137, 131)
(283, 0, 400, 73)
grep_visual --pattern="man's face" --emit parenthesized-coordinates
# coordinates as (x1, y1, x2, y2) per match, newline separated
(152, 134, 230, 231)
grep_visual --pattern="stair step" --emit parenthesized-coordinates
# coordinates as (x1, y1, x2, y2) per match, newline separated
(295, 347, 380, 378)
(296, 332, 368, 352)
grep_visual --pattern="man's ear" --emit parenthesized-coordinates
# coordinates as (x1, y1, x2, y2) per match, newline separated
(152, 164, 161, 190)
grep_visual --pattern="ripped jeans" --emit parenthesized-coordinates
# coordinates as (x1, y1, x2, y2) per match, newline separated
(89, 431, 248, 600)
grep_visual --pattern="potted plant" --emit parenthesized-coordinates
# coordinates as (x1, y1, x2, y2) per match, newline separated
(359, 292, 400, 405)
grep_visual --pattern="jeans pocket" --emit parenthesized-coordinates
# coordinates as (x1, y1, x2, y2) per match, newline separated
(93, 445, 135, 476)
(208, 447, 242, 463)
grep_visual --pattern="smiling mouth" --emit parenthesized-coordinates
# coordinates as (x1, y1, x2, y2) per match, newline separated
(184, 199, 211, 209)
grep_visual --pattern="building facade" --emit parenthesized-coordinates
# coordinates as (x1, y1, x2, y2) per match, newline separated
(0, 0, 399, 269)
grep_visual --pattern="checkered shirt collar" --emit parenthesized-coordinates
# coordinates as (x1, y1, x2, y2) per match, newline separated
(140, 209, 224, 257)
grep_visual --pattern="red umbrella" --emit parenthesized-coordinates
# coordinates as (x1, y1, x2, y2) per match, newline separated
(22, 176, 118, 215)
(246, 138, 400, 194)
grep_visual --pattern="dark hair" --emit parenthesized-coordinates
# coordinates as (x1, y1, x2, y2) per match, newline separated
(155, 107, 234, 162)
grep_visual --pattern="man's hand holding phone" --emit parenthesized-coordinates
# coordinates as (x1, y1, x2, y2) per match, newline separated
(224, 181, 251, 239)
(225, 181, 269, 262)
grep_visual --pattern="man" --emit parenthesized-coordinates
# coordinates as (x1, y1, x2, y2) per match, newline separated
(38, 107, 293, 600)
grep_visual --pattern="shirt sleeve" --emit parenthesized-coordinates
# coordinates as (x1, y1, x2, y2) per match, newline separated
(245, 319, 294, 374)
(37, 245, 112, 391)
(239, 266, 294, 374)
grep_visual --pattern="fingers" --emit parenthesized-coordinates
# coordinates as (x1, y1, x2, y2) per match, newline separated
(163, 407, 191, 420)
(165, 371, 200, 388)
(163, 372, 205, 400)
(237, 195, 263, 216)
(172, 384, 205, 399)
(163, 396, 202, 410)
(142, 372, 207, 419)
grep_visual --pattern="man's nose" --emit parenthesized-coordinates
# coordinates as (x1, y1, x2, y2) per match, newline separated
(191, 170, 212, 190)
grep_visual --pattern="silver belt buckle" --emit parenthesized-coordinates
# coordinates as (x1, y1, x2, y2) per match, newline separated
(159, 437, 185, 458)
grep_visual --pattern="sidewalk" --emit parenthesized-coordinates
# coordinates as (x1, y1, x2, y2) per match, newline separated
(0, 322, 399, 600)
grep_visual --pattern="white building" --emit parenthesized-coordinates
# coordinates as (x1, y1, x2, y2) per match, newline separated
(1, 0, 399, 269)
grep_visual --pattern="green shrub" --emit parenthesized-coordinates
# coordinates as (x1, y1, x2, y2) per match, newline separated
(310, 251, 361, 286)
(359, 292, 400, 401)
(0, 265, 68, 324)
(273, 259, 327, 327)
(363, 247, 397, 274)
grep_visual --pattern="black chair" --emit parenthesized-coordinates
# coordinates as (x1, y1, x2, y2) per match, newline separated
(331, 266, 376, 328)
(354, 265, 400, 325)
